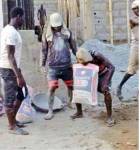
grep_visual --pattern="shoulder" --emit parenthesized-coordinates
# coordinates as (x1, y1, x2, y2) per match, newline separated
(5, 25, 17, 35)
(2, 25, 17, 39)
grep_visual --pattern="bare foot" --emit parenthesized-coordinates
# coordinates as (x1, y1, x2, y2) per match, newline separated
(71, 112, 83, 119)
(44, 111, 54, 120)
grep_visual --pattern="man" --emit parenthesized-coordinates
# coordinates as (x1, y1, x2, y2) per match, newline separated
(42, 13, 77, 120)
(117, 0, 139, 100)
(0, 7, 29, 135)
(37, 4, 47, 31)
(72, 48, 115, 127)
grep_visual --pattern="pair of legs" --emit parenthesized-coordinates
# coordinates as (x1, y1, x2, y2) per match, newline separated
(0, 68, 29, 135)
(44, 67, 73, 120)
(71, 69, 115, 126)
(117, 42, 138, 100)
(44, 86, 73, 120)
(40, 20, 45, 32)
(71, 91, 114, 126)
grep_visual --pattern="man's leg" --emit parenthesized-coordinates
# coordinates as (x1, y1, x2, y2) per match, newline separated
(44, 87, 56, 120)
(67, 87, 73, 108)
(2, 78, 28, 135)
(117, 43, 138, 100)
(117, 73, 133, 100)
(71, 103, 83, 119)
(104, 91, 115, 127)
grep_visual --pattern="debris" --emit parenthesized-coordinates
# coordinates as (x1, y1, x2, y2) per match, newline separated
(122, 130, 129, 134)
(126, 142, 137, 146)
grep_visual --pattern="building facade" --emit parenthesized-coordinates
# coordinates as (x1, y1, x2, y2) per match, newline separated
(0, 0, 133, 43)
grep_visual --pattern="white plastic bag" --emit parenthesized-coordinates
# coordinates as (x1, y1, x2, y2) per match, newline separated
(72, 63, 99, 105)
(16, 87, 36, 124)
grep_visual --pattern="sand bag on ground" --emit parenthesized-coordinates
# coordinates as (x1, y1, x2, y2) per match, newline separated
(72, 64, 99, 105)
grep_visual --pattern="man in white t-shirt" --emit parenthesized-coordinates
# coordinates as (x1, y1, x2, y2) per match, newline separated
(117, 0, 139, 100)
(0, 7, 29, 135)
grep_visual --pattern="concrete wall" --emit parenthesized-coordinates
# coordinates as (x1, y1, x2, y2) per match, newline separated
(0, 0, 4, 29)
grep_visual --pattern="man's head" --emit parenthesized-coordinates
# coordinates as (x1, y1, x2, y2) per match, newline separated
(50, 13, 63, 32)
(76, 48, 93, 65)
(41, 4, 44, 9)
(10, 7, 24, 27)
(132, 0, 139, 16)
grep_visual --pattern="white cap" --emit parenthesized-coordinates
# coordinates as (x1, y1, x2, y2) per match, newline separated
(76, 48, 93, 62)
(50, 13, 63, 27)
(132, 0, 139, 9)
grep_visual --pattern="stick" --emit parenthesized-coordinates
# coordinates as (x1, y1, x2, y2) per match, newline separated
(126, 0, 130, 45)
(109, 0, 114, 44)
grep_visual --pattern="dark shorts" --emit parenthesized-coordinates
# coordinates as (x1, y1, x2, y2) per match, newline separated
(98, 69, 114, 94)
(48, 67, 73, 88)
(0, 68, 24, 108)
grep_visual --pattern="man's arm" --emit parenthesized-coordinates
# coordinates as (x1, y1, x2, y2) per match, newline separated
(37, 10, 40, 20)
(7, 45, 25, 87)
(42, 35, 48, 66)
(69, 31, 77, 56)
(130, 19, 139, 29)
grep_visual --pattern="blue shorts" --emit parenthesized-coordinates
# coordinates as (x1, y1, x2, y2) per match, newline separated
(0, 68, 24, 108)
(48, 67, 73, 88)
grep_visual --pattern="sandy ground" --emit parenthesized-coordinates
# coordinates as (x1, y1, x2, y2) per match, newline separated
(0, 31, 138, 150)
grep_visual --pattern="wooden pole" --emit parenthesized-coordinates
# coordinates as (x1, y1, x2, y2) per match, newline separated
(108, 0, 114, 44)
(126, 0, 131, 45)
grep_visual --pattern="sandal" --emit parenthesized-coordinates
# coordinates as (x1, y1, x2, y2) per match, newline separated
(9, 126, 29, 135)
(44, 111, 54, 120)
(106, 118, 116, 127)
(71, 112, 83, 119)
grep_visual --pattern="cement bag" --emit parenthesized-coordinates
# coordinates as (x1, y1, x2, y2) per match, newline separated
(16, 87, 36, 124)
(72, 63, 99, 105)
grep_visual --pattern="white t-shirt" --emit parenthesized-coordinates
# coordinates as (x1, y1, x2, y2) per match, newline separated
(0, 25, 22, 69)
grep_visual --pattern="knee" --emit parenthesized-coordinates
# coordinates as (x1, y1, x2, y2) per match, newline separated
(68, 86, 73, 91)
(48, 87, 56, 94)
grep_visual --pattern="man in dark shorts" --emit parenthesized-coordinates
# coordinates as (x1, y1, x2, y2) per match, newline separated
(0, 7, 29, 135)
(41, 13, 77, 120)
(71, 48, 115, 127)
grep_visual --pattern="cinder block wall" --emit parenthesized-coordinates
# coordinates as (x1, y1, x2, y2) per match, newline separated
(92, 0, 110, 41)
(35, 0, 132, 42)
(92, 0, 131, 42)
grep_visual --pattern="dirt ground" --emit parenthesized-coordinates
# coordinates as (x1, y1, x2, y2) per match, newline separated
(0, 31, 138, 150)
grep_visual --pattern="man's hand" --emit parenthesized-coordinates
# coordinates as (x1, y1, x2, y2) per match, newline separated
(41, 66, 47, 73)
(130, 19, 139, 29)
